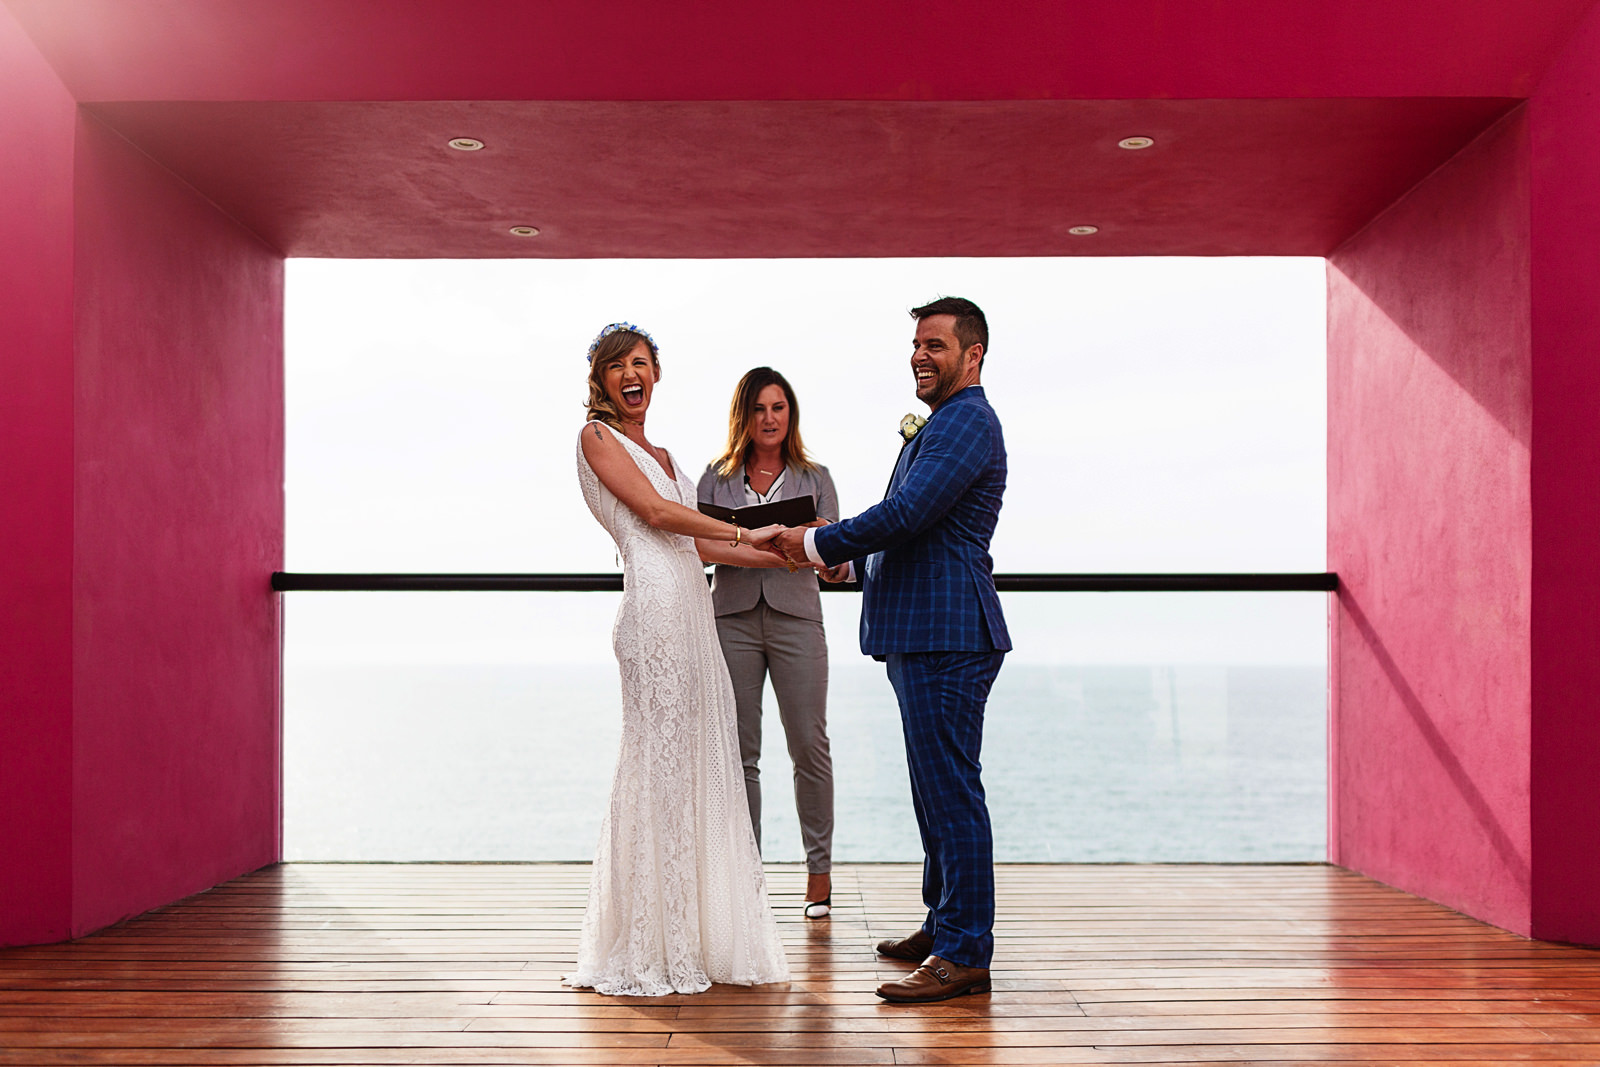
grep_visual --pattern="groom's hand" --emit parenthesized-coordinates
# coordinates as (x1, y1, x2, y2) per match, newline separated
(819, 563, 852, 583)
(773, 526, 809, 565)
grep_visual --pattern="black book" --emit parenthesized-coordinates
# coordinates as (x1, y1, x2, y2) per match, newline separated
(698, 494, 817, 528)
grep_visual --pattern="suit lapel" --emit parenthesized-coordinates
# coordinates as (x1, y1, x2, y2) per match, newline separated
(885, 388, 982, 497)
(886, 428, 929, 497)
(884, 442, 909, 499)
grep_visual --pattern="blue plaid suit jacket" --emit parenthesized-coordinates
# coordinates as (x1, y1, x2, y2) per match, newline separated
(812, 386, 1010, 656)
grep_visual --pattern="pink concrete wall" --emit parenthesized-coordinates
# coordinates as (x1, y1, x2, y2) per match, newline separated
(69, 114, 284, 936)
(1528, 3, 1600, 945)
(1331, 1, 1600, 945)
(0, 2, 78, 946)
(1328, 110, 1534, 933)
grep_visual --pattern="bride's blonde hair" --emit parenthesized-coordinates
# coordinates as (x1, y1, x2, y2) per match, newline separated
(584, 327, 660, 428)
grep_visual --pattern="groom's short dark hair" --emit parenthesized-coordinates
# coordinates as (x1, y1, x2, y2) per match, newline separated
(911, 297, 988, 362)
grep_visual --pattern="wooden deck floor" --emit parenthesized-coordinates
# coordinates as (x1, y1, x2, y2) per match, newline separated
(3, 864, 1600, 1065)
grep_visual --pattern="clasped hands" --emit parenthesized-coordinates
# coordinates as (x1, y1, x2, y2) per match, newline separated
(738, 522, 853, 582)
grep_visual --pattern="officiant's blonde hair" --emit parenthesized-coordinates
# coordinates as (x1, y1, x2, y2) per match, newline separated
(712, 366, 816, 478)
(584, 328, 659, 428)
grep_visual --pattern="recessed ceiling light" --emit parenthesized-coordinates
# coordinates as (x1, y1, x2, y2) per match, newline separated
(508, 226, 540, 237)
(1068, 225, 1099, 236)
(1118, 136, 1155, 150)
(448, 137, 485, 151)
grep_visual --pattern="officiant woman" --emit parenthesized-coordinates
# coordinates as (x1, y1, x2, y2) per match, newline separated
(698, 367, 839, 919)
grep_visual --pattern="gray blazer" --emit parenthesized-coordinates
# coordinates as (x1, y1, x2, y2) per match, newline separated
(698, 461, 839, 622)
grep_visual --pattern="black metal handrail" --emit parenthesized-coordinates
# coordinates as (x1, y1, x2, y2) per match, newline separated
(271, 572, 1337, 593)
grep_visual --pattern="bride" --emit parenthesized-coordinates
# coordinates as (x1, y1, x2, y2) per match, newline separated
(566, 323, 793, 996)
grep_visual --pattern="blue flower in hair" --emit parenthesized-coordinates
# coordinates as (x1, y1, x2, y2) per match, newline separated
(587, 322, 658, 362)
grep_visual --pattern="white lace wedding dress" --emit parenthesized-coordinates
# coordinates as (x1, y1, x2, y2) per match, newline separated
(565, 421, 790, 996)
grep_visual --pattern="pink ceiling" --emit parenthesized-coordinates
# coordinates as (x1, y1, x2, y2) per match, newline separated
(7, 0, 1589, 257)
(87, 98, 1516, 258)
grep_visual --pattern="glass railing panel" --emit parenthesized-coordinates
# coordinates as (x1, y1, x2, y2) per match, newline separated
(283, 590, 1326, 862)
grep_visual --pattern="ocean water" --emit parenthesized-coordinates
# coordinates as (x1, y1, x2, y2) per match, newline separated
(283, 661, 1325, 863)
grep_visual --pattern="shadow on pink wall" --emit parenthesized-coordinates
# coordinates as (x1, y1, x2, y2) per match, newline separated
(67, 112, 284, 938)
(1527, 0, 1600, 945)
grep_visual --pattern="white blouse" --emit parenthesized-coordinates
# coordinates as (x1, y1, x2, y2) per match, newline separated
(742, 466, 787, 505)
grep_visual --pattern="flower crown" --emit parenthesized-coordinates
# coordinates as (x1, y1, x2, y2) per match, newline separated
(587, 322, 658, 363)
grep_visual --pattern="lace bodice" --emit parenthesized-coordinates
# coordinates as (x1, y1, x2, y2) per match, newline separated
(567, 421, 789, 996)
(576, 422, 707, 603)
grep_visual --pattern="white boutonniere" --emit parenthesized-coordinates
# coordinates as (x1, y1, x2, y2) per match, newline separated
(899, 413, 928, 442)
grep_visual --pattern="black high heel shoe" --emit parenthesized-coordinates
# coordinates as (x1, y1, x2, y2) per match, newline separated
(804, 897, 831, 919)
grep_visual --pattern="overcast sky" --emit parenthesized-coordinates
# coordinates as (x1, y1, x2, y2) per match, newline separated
(283, 257, 1327, 666)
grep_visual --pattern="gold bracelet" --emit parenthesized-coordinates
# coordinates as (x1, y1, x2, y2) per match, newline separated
(729, 525, 742, 547)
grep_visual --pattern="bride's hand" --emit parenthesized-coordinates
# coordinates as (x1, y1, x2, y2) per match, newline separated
(741, 524, 785, 548)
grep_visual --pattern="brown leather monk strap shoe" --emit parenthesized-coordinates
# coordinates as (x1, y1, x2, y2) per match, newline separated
(874, 928, 934, 961)
(875, 955, 992, 1003)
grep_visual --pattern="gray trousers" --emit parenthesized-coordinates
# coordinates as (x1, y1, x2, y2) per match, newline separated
(714, 600, 833, 874)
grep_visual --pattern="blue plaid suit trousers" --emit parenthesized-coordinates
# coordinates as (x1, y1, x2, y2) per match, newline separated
(887, 648, 1005, 969)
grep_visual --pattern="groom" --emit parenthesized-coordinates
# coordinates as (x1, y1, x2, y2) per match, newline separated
(773, 296, 1009, 1003)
